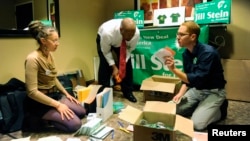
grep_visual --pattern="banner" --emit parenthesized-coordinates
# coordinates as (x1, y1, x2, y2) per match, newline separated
(195, 0, 231, 24)
(131, 25, 209, 85)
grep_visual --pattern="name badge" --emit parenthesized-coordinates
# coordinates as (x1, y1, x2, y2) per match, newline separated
(45, 69, 51, 75)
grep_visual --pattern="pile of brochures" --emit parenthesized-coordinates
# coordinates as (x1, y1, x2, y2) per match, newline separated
(75, 118, 113, 140)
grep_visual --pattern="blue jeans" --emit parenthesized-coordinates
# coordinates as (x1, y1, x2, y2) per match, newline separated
(177, 88, 226, 130)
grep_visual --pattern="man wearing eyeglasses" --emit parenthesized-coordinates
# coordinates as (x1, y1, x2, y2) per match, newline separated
(165, 21, 228, 131)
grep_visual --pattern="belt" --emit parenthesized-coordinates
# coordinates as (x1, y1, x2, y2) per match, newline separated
(39, 86, 58, 94)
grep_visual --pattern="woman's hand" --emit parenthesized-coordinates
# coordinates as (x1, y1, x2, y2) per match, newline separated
(65, 93, 80, 105)
(56, 102, 74, 120)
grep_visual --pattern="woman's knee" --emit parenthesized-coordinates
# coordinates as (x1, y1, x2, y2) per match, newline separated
(66, 120, 82, 133)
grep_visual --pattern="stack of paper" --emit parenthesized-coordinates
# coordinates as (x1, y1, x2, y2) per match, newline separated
(193, 132, 208, 141)
(91, 124, 114, 139)
(75, 118, 102, 136)
(76, 86, 91, 103)
(75, 84, 102, 104)
(75, 117, 114, 140)
(37, 136, 62, 141)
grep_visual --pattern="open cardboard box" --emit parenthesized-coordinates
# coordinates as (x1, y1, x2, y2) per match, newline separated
(119, 101, 194, 141)
(140, 75, 181, 102)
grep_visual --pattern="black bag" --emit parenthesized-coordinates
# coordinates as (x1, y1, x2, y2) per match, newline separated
(0, 78, 26, 133)
(0, 91, 26, 133)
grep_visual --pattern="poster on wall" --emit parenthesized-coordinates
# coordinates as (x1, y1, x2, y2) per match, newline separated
(194, 0, 231, 24)
(153, 6, 185, 27)
(114, 10, 144, 28)
(137, 0, 209, 25)
(131, 25, 209, 85)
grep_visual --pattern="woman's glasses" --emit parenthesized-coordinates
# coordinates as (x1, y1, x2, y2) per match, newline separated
(47, 38, 60, 44)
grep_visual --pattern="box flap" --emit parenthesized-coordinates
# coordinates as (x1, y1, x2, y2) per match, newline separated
(174, 115, 194, 138)
(144, 77, 153, 81)
(143, 101, 176, 114)
(118, 105, 142, 124)
(152, 75, 180, 84)
(140, 80, 176, 93)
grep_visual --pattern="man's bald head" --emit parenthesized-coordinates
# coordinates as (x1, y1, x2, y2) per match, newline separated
(120, 18, 137, 41)
(121, 18, 136, 30)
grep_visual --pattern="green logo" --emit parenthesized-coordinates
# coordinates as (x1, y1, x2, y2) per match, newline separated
(193, 57, 197, 64)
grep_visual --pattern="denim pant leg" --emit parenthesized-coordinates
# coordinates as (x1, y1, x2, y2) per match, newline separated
(176, 88, 201, 117)
(191, 89, 226, 130)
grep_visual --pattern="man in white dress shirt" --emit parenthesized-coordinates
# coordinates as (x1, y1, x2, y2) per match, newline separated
(96, 18, 140, 102)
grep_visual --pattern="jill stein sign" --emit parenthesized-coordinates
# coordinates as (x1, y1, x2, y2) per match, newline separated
(194, 0, 231, 24)
(114, 10, 144, 28)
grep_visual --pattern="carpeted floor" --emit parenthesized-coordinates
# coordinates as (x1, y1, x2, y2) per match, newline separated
(1, 90, 250, 141)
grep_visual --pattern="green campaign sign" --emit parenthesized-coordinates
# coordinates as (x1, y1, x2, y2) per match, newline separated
(195, 0, 231, 24)
(114, 10, 144, 28)
(131, 26, 209, 85)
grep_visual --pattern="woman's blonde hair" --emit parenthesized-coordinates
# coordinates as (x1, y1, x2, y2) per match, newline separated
(28, 20, 57, 44)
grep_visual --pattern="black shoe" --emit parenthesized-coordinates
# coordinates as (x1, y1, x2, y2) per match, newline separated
(220, 99, 228, 120)
(124, 94, 137, 103)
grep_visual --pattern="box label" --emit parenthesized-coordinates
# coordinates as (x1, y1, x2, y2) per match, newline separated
(152, 132, 170, 141)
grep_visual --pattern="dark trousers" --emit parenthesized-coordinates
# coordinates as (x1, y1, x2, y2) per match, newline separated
(96, 34, 133, 96)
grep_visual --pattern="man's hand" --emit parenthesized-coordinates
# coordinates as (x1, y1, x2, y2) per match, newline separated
(172, 93, 183, 104)
(112, 65, 119, 78)
(164, 56, 175, 71)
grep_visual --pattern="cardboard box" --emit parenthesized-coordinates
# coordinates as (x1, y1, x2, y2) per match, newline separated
(222, 59, 250, 102)
(140, 75, 181, 102)
(119, 101, 194, 141)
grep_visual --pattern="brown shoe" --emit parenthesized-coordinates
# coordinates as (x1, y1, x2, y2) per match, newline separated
(113, 84, 121, 91)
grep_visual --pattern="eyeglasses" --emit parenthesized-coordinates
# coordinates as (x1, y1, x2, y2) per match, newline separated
(47, 38, 59, 44)
(176, 33, 190, 38)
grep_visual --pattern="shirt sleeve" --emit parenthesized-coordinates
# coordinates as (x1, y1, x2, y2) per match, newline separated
(100, 34, 115, 66)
